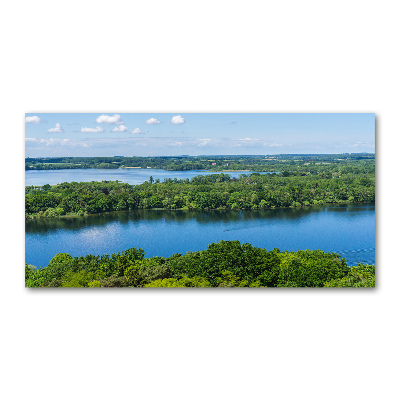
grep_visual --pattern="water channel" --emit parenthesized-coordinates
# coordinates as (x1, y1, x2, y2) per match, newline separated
(25, 204, 375, 268)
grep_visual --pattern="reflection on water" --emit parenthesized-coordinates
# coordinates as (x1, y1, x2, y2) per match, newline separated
(25, 203, 373, 234)
(25, 203, 375, 268)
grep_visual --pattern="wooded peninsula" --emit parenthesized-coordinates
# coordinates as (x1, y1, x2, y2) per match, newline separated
(25, 154, 375, 219)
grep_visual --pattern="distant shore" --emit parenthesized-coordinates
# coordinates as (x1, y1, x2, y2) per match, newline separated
(210, 169, 251, 172)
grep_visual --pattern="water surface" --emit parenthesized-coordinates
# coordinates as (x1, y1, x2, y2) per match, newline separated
(25, 168, 272, 186)
(25, 204, 375, 268)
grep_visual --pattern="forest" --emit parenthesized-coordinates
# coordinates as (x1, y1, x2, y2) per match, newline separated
(25, 153, 374, 171)
(25, 160, 375, 219)
(25, 240, 375, 288)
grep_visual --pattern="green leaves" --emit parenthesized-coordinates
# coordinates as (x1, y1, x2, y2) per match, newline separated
(25, 242, 374, 288)
(144, 275, 212, 287)
(324, 263, 375, 287)
(25, 162, 375, 219)
(167, 240, 281, 287)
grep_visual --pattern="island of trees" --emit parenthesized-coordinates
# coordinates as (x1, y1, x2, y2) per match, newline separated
(25, 156, 375, 219)
(25, 240, 375, 288)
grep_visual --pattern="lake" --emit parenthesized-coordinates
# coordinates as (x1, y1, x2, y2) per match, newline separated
(25, 203, 375, 268)
(25, 168, 274, 186)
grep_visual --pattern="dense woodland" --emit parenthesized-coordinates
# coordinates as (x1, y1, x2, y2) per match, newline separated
(25, 157, 375, 219)
(25, 153, 374, 171)
(25, 240, 375, 288)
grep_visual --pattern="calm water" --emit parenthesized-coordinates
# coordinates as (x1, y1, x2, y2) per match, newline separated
(25, 204, 375, 268)
(25, 168, 273, 186)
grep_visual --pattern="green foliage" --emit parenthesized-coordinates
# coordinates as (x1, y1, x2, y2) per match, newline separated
(167, 240, 281, 287)
(277, 250, 350, 287)
(324, 263, 375, 287)
(138, 258, 172, 284)
(88, 280, 101, 287)
(26, 154, 375, 174)
(33, 253, 76, 286)
(25, 264, 36, 280)
(216, 270, 262, 287)
(122, 247, 145, 263)
(61, 271, 97, 288)
(25, 269, 48, 287)
(25, 242, 374, 288)
(124, 263, 143, 287)
(48, 253, 73, 269)
(25, 156, 375, 219)
(144, 275, 212, 287)
(99, 274, 128, 287)
(25, 247, 144, 287)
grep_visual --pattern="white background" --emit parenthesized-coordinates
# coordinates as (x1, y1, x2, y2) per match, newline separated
(1, 1, 398, 399)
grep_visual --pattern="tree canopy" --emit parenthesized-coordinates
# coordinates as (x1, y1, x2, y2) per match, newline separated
(25, 159, 375, 219)
(25, 241, 375, 288)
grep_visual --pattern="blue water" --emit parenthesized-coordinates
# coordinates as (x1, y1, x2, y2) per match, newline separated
(25, 204, 375, 268)
(25, 168, 274, 186)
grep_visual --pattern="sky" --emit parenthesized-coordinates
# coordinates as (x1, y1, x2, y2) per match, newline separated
(25, 113, 375, 157)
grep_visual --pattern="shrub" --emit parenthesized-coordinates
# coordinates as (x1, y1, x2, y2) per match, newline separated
(145, 275, 211, 287)
(324, 263, 375, 287)
(139, 258, 172, 284)
(277, 250, 349, 287)
(168, 240, 281, 287)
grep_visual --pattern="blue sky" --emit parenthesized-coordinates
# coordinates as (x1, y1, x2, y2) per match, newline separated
(25, 113, 375, 157)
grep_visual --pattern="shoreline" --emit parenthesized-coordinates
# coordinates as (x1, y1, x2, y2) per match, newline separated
(26, 167, 265, 173)
(25, 200, 374, 221)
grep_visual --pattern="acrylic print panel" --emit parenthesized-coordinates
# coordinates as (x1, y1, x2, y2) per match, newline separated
(25, 113, 375, 288)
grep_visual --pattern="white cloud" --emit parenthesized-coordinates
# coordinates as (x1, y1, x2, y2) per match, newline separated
(96, 114, 122, 124)
(112, 125, 128, 132)
(47, 123, 63, 133)
(25, 116, 41, 124)
(131, 128, 144, 134)
(145, 118, 160, 124)
(81, 126, 104, 133)
(40, 138, 58, 145)
(171, 115, 185, 124)
(32, 138, 90, 147)
(197, 139, 212, 147)
(348, 141, 373, 148)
